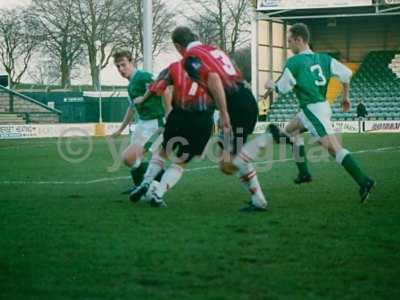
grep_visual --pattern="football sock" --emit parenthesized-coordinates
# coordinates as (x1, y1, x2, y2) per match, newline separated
(154, 169, 165, 182)
(130, 161, 149, 186)
(235, 132, 273, 162)
(268, 124, 293, 145)
(158, 164, 184, 197)
(233, 155, 266, 206)
(143, 153, 165, 184)
(336, 149, 369, 187)
(293, 137, 310, 176)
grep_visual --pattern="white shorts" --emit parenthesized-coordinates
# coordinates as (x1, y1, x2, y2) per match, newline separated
(297, 101, 334, 138)
(130, 119, 162, 148)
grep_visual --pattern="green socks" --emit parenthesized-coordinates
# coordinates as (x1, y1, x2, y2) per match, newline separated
(130, 162, 149, 186)
(295, 145, 310, 176)
(337, 149, 368, 187)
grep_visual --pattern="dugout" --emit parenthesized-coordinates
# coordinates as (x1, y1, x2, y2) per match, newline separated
(253, 0, 400, 121)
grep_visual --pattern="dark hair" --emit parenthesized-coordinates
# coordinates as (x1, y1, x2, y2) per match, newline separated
(289, 23, 310, 43)
(113, 50, 133, 63)
(171, 26, 197, 48)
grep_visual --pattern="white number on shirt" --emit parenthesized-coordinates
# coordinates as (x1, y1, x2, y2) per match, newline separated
(210, 49, 237, 76)
(188, 82, 199, 96)
(310, 64, 327, 86)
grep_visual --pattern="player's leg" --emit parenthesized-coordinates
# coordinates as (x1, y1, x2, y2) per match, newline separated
(226, 84, 268, 211)
(125, 120, 164, 196)
(123, 121, 148, 189)
(319, 134, 375, 202)
(299, 102, 374, 202)
(269, 118, 312, 184)
(285, 118, 312, 184)
(122, 143, 144, 167)
(129, 109, 184, 204)
(119, 142, 146, 194)
(153, 109, 214, 205)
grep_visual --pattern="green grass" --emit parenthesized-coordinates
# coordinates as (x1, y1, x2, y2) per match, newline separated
(1, 133, 400, 300)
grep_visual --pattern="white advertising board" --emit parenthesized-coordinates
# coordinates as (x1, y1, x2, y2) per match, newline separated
(0, 121, 399, 140)
(0, 123, 129, 140)
(364, 121, 400, 133)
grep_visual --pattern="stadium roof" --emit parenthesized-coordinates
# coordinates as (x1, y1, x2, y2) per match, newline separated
(257, 0, 400, 20)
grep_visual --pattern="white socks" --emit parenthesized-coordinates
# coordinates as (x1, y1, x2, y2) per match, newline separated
(233, 156, 267, 207)
(157, 164, 184, 197)
(143, 153, 165, 183)
(336, 148, 350, 165)
(231, 133, 272, 207)
(237, 133, 273, 163)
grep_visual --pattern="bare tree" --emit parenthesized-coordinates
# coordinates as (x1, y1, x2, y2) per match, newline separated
(185, 0, 251, 56)
(32, 0, 85, 88)
(232, 45, 251, 83)
(72, 0, 126, 89)
(118, 0, 175, 64)
(0, 8, 41, 88)
(28, 55, 60, 86)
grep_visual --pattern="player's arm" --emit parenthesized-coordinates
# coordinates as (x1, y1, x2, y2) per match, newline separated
(163, 86, 173, 116)
(331, 58, 352, 112)
(264, 68, 296, 95)
(111, 105, 135, 137)
(184, 56, 231, 130)
(207, 73, 231, 130)
(134, 68, 171, 105)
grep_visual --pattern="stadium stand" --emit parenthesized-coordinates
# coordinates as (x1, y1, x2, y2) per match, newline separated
(267, 51, 400, 122)
(0, 85, 61, 124)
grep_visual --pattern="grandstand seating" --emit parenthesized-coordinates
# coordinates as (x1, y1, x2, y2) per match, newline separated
(0, 113, 26, 124)
(267, 51, 400, 122)
(0, 85, 61, 124)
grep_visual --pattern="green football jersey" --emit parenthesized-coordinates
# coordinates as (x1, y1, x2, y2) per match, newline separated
(284, 52, 333, 108)
(128, 70, 164, 121)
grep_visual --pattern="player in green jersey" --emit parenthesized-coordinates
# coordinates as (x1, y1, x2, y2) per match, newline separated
(111, 50, 165, 193)
(263, 23, 375, 202)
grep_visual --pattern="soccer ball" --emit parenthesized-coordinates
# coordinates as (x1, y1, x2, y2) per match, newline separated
(219, 160, 237, 175)
(143, 180, 161, 202)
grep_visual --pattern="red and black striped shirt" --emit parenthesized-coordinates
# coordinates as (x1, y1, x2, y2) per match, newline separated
(183, 42, 243, 94)
(149, 61, 213, 111)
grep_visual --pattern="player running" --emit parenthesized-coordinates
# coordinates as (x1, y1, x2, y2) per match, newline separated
(129, 61, 215, 207)
(264, 23, 375, 202)
(111, 50, 165, 193)
(171, 26, 271, 211)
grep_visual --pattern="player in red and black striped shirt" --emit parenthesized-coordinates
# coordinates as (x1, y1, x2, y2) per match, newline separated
(129, 61, 215, 207)
(171, 27, 268, 211)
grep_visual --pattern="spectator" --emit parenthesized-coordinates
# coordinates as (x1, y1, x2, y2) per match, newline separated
(357, 100, 368, 118)
(356, 100, 368, 132)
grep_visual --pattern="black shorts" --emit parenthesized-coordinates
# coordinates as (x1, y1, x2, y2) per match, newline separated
(162, 107, 214, 163)
(224, 84, 258, 154)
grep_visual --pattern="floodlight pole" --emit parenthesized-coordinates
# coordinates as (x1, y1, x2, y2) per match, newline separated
(98, 64, 103, 123)
(251, 9, 258, 98)
(143, 0, 153, 72)
(95, 40, 103, 123)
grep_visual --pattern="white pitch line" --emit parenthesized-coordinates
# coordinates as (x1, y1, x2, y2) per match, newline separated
(1, 146, 399, 185)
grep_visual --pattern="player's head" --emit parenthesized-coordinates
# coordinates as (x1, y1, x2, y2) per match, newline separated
(288, 23, 310, 54)
(171, 26, 198, 55)
(113, 50, 135, 79)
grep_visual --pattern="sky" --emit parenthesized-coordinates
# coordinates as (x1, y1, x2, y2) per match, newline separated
(0, 0, 187, 86)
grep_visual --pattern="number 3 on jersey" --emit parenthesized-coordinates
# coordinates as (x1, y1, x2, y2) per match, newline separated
(310, 64, 327, 86)
(210, 49, 237, 76)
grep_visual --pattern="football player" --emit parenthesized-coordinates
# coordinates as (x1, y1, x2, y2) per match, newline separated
(264, 23, 375, 202)
(171, 26, 272, 211)
(129, 61, 215, 207)
(111, 50, 165, 193)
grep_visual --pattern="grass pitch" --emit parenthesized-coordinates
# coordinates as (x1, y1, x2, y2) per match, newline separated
(0, 133, 399, 299)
